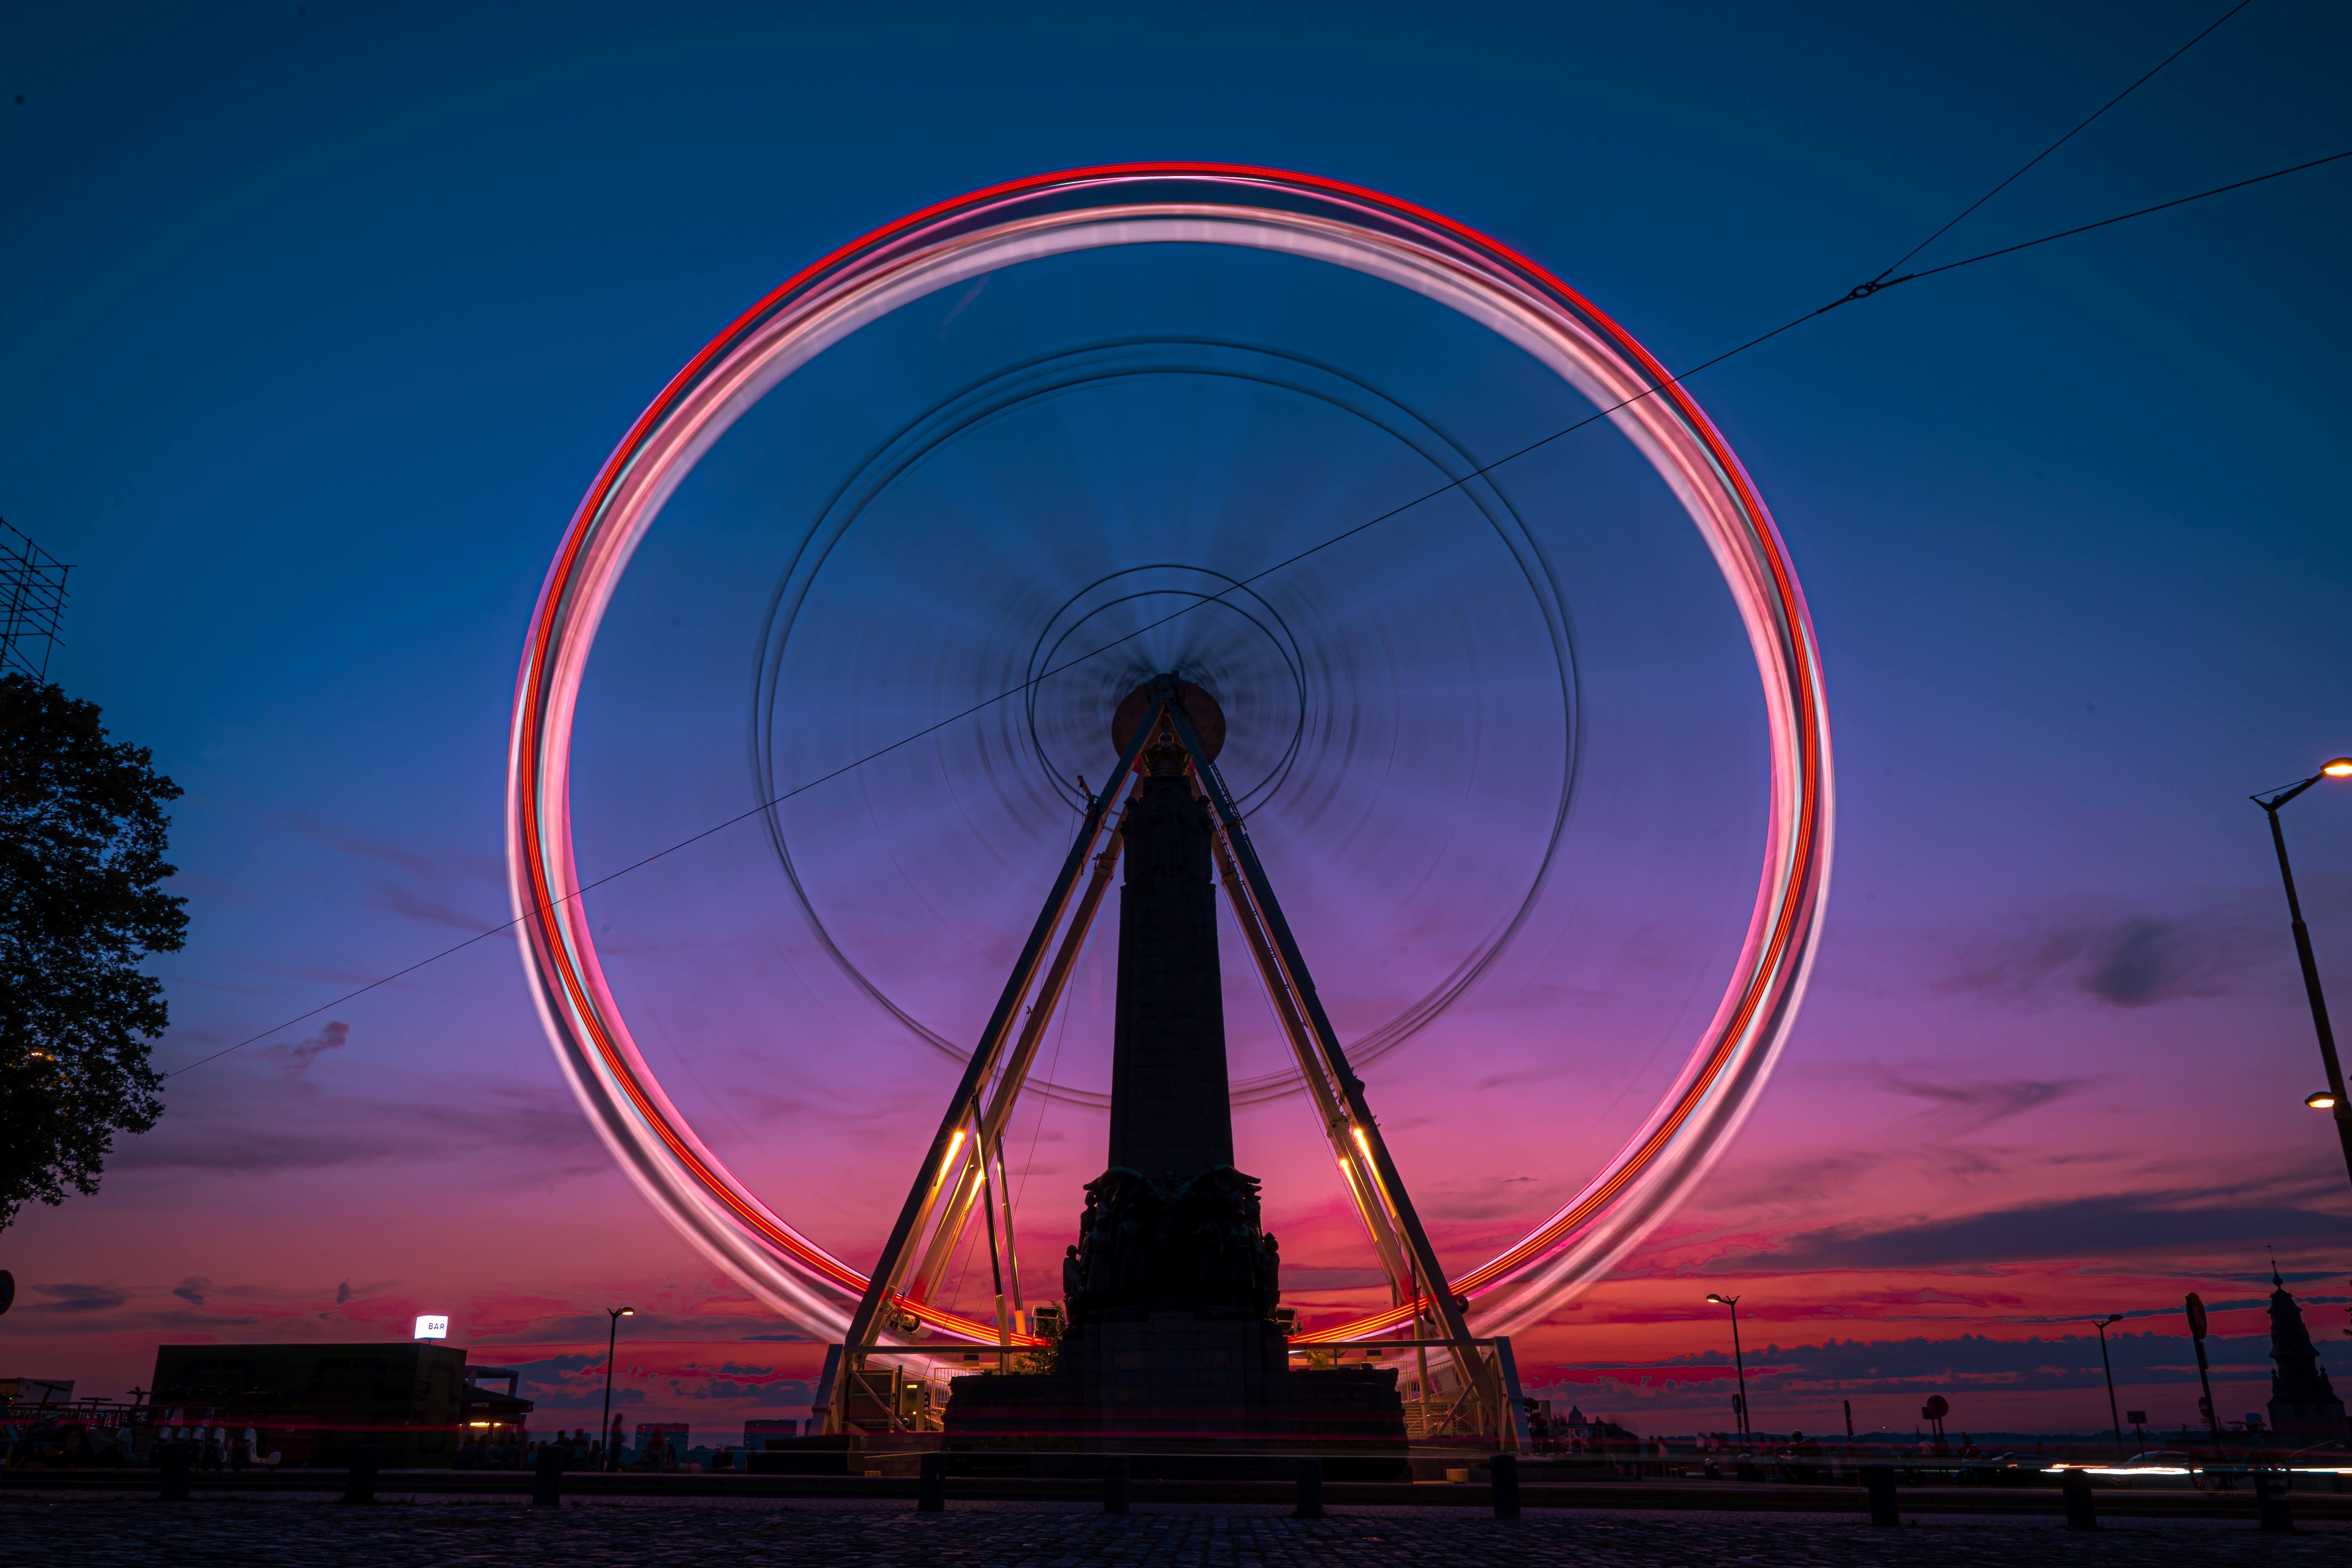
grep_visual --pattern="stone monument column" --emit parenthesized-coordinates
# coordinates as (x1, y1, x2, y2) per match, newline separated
(1069, 715, 1274, 1325)
(1106, 729, 1236, 1184)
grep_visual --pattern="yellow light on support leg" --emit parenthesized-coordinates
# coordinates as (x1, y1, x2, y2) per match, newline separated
(1348, 1125, 1392, 1204)
(1336, 1157, 1366, 1198)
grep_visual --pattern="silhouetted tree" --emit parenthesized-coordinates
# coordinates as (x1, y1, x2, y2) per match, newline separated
(1, 673, 186, 1230)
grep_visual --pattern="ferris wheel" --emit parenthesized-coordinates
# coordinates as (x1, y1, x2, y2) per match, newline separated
(507, 165, 1833, 1379)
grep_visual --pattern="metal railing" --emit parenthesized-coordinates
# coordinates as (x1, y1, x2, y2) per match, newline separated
(817, 1333, 1531, 1448)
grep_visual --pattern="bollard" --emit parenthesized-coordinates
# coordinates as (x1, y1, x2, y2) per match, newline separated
(2061, 1470, 2097, 1531)
(157, 1439, 194, 1502)
(918, 1450, 946, 1513)
(1102, 1455, 1131, 1515)
(1490, 1452, 1521, 1520)
(532, 1442, 564, 1507)
(1293, 1456, 1325, 1519)
(1861, 1465, 1899, 1528)
(2255, 1470, 2294, 1533)
(342, 1443, 380, 1506)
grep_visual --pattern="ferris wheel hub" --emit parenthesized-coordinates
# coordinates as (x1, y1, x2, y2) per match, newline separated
(1111, 677, 1225, 764)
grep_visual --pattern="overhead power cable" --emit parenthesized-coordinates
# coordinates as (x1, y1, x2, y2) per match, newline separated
(1818, 147, 2352, 312)
(1870, 0, 2257, 282)
(162, 142, 2352, 1079)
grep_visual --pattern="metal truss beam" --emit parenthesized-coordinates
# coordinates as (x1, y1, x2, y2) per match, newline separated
(1208, 830, 1417, 1302)
(830, 694, 1167, 1429)
(906, 803, 1128, 1307)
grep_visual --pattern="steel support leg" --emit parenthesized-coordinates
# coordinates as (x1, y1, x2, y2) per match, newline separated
(905, 800, 1127, 1307)
(1164, 688, 1485, 1402)
(831, 701, 1166, 1430)
(1211, 831, 1416, 1300)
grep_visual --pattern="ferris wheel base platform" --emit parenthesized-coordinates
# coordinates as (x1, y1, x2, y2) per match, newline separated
(936, 1313, 1409, 1477)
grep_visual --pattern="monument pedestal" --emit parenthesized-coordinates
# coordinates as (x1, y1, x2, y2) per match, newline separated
(941, 1311, 1406, 1470)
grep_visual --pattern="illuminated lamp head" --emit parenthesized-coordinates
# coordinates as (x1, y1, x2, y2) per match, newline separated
(2322, 757, 2352, 779)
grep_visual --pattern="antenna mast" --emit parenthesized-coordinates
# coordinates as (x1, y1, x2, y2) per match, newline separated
(0, 519, 72, 681)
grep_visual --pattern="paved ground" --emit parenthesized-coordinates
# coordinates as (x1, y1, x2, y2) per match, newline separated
(2, 1497, 2346, 1566)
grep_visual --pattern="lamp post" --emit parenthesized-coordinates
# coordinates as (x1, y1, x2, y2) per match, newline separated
(2255, 758, 2352, 1190)
(2185, 1293, 2225, 1464)
(2088, 1314, 2124, 1458)
(1706, 1293, 1752, 1445)
(601, 1307, 634, 1471)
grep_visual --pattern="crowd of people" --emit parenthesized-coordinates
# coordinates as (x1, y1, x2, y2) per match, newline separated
(0, 1405, 272, 1470)
(454, 1428, 617, 1471)
(1, 1405, 733, 1474)
(452, 1423, 715, 1473)
(154, 1408, 281, 1468)
(1, 1411, 132, 1468)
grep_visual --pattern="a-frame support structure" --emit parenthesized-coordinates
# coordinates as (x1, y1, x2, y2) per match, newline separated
(822, 678, 1502, 1438)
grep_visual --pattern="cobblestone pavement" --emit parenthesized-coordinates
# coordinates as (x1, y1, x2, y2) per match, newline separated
(3, 1498, 2348, 1567)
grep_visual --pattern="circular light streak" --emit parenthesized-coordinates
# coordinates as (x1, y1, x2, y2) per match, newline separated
(508, 163, 1835, 1348)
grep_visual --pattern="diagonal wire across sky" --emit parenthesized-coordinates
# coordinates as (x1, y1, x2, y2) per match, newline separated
(163, 5, 2345, 1078)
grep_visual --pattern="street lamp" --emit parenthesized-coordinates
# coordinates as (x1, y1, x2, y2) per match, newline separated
(1706, 1293, 1752, 1445)
(2088, 1314, 2124, 1458)
(601, 1307, 635, 1471)
(2253, 759, 2352, 1189)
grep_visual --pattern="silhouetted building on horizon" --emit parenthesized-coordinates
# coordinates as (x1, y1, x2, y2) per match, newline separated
(2264, 1269, 2348, 1441)
(149, 1341, 469, 1468)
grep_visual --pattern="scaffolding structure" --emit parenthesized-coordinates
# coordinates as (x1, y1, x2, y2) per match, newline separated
(0, 518, 71, 681)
